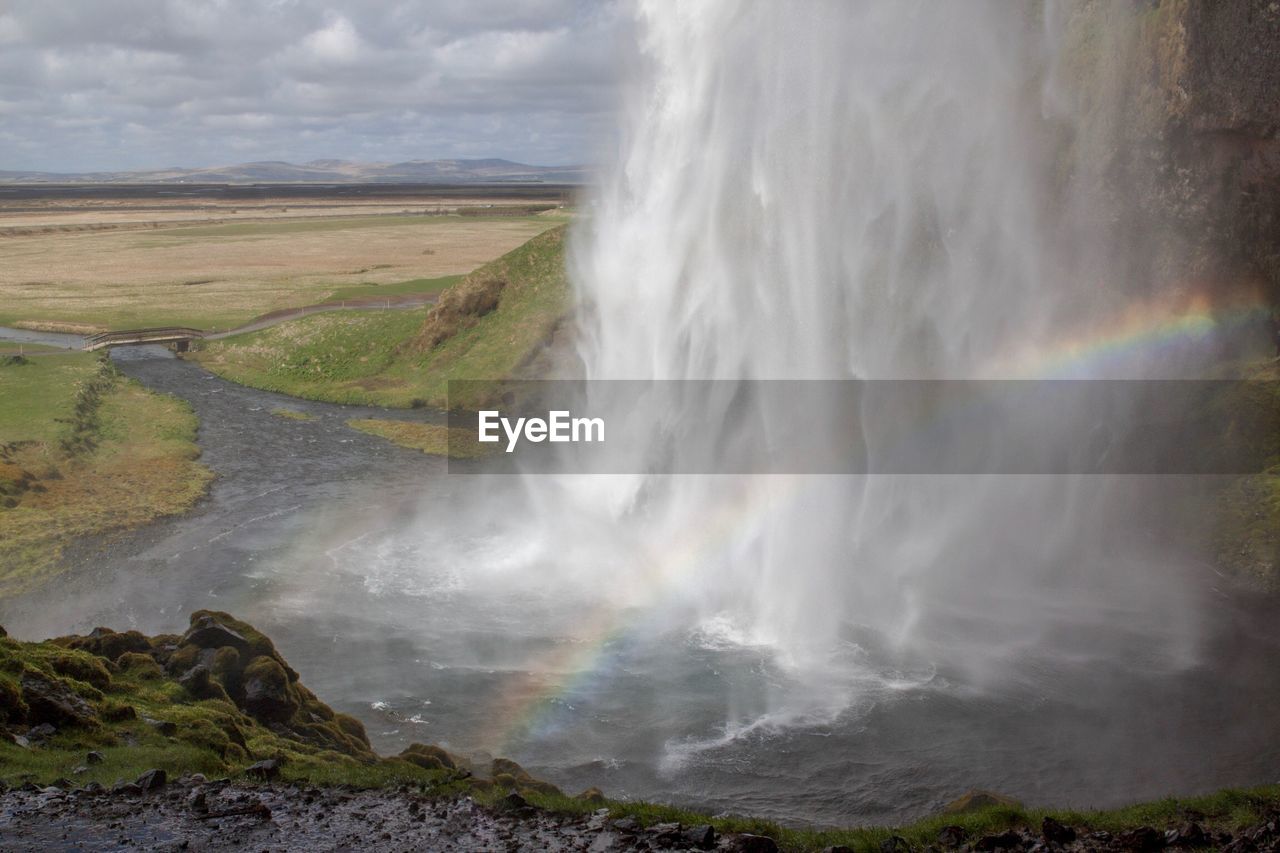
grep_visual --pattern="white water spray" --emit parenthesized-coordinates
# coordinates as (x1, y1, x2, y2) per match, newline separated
(512, 0, 1207, 694)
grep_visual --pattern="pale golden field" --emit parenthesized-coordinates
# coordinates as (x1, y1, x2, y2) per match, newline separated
(0, 199, 566, 331)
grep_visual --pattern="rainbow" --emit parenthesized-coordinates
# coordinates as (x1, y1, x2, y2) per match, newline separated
(479, 475, 800, 751)
(980, 286, 1271, 379)
(480, 283, 1275, 750)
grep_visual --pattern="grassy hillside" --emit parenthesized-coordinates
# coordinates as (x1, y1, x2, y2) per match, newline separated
(0, 354, 212, 596)
(0, 612, 464, 790)
(4, 611, 1280, 852)
(193, 225, 571, 409)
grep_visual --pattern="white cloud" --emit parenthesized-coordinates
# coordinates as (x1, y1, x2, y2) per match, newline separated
(298, 15, 366, 64)
(0, 0, 631, 172)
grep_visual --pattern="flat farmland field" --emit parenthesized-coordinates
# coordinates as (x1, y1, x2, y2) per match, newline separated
(0, 187, 571, 331)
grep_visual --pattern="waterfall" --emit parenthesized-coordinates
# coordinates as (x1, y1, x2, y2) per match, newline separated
(506, 0, 1205, 694)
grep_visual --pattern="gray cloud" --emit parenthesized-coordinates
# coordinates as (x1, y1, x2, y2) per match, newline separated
(0, 0, 629, 171)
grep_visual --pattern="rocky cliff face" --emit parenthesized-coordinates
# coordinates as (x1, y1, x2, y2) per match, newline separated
(1050, 0, 1280, 304)
(1046, 1, 1280, 587)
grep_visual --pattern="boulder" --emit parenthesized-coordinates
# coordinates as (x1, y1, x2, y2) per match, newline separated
(1166, 823, 1209, 848)
(684, 824, 717, 849)
(143, 717, 177, 736)
(1042, 816, 1076, 845)
(944, 789, 1021, 814)
(732, 835, 780, 853)
(491, 757, 534, 782)
(182, 615, 248, 650)
(1116, 827, 1166, 852)
(241, 657, 299, 723)
(399, 743, 456, 770)
(25, 723, 56, 741)
(499, 791, 535, 816)
(64, 627, 151, 662)
(19, 672, 97, 728)
(85, 751, 105, 765)
(178, 665, 229, 702)
(0, 675, 28, 725)
(576, 787, 606, 805)
(246, 759, 281, 781)
(135, 769, 166, 791)
(938, 825, 967, 848)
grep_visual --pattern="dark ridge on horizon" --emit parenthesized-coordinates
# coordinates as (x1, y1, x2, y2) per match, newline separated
(0, 157, 590, 185)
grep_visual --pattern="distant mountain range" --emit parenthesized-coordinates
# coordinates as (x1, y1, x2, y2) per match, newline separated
(0, 158, 587, 184)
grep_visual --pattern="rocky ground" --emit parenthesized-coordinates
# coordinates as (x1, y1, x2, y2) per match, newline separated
(5, 773, 1280, 853)
(0, 775, 782, 852)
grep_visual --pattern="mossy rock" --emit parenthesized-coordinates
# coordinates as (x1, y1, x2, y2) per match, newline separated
(49, 653, 112, 690)
(165, 644, 202, 676)
(19, 670, 98, 729)
(334, 713, 370, 747)
(179, 665, 231, 703)
(241, 656, 300, 723)
(61, 627, 151, 663)
(491, 757, 534, 781)
(943, 790, 1022, 814)
(116, 652, 163, 680)
(493, 772, 519, 789)
(400, 743, 457, 771)
(210, 646, 243, 695)
(577, 787, 606, 805)
(186, 611, 296, 678)
(520, 779, 563, 797)
(100, 700, 137, 722)
(0, 674, 28, 725)
(178, 718, 235, 759)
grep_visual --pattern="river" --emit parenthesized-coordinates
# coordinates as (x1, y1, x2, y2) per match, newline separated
(3, 334, 1280, 825)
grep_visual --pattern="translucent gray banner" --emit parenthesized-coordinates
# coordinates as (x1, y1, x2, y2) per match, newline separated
(445, 380, 1280, 475)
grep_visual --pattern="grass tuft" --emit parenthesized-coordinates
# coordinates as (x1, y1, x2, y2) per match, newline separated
(345, 419, 489, 458)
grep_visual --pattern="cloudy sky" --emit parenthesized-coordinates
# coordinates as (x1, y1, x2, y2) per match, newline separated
(0, 0, 630, 172)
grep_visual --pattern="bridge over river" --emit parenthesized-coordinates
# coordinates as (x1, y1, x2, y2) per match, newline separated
(83, 327, 206, 352)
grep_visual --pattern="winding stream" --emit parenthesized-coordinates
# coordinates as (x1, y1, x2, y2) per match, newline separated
(4, 334, 1280, 826)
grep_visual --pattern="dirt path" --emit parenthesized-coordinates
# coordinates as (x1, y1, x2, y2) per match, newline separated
(204, 292, 437, 340)
(0, 293, 439, 354)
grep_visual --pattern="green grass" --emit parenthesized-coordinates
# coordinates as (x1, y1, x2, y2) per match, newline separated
(502, 784, 1280, 853)
(0, 357, 212, 596)
(190, 309, 431, 405)
(0, 619, 464, 794)
(320, 274, 463, 305)
(402, 226, 571, 409)
(0, 353, 96, 445)
(0, 343, 63, 356)
(346, 419, 490, 458)
(193, 226, 570, 409)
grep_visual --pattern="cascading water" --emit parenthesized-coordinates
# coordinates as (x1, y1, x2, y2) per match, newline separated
(529, 0, 1202, 691)
(243, 0, 1280, 826)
